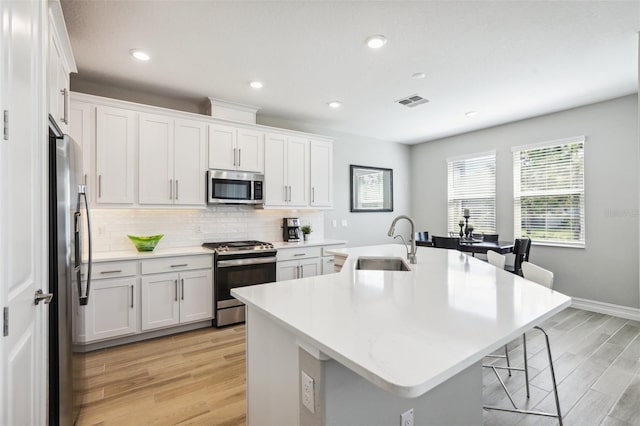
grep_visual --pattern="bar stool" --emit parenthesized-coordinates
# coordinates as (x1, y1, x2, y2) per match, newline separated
(483, 261, 563, 425)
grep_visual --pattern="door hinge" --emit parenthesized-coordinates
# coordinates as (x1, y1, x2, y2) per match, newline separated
(3, 110, 8, 141)
(3, 307, 8, 336)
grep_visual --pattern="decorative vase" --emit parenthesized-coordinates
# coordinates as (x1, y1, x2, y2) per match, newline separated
(303, 234, 308, 241)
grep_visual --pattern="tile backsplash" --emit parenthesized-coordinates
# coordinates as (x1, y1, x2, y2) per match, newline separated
(90, 206, 325, 253)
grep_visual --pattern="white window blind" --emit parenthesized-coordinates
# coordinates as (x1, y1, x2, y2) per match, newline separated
(513, 137, 585, 247)
(447, 153, 496, 234)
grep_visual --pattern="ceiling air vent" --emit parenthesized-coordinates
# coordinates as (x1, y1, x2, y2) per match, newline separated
(396, 94, 429, 108)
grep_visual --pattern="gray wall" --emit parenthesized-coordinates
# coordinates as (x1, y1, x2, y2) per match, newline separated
(411, 95, 639, 308)
(258, 116, 413, 247)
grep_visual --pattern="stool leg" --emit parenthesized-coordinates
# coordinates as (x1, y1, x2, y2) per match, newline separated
(504, 344, 511, 377)
(535, 326, 562, 426)
(523, 333, 530, 398)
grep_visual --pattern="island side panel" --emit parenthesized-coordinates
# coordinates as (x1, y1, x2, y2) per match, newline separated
(321, 358, 482, 426)
(246, 307, 300, 426)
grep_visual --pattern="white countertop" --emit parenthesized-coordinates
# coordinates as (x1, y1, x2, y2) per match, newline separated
(232, 244, 572, 398)
(91, 239, 347, 262)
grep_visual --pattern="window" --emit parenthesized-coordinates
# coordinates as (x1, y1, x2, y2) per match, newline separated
(447, 153, 496, 234)
(513, 136, 585, 247)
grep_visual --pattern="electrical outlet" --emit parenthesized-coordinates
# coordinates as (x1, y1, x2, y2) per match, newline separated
(341, 219, 347, 227)
(332, 219, 337, 228)
(400, 408, 414, 426)
(301, 371, 315, 414)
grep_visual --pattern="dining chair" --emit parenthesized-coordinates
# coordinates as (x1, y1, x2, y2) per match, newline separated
(431, 236, 460, 249)
(487, 250, 506, 269)
(484, 261, 562, 425)
(506, 238, 531, 276)
(482, 233, 499, 243)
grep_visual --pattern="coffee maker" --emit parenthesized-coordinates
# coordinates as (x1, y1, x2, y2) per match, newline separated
(283, 218, 301, 242)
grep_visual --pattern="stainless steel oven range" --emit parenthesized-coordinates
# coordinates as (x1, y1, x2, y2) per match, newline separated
(202, 240, 276, 327)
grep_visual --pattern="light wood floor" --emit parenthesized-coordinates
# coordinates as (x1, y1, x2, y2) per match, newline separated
(77, 308, 640, 426)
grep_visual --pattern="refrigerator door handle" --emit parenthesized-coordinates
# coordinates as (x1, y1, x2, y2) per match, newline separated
(78, 185, 93, 306)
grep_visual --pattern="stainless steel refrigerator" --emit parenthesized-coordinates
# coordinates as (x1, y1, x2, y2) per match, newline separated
(48, 116, 92, 425)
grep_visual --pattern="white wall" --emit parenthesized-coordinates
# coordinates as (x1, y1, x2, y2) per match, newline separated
(258, 116, 413, 247)
(411, 95, 639, 308)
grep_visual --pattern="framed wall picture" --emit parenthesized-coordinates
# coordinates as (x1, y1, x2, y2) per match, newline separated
(350, 165, 393, 212)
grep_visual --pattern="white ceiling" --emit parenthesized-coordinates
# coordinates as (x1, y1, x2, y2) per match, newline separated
(60, 1, 639, 145)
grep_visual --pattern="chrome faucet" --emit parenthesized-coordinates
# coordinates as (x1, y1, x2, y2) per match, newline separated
(387, 215, 417, 264)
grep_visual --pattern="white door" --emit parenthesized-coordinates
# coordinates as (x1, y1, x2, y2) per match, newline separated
(139, 113, 173, 205)
(310, 140, 332, 207)
(0, 0, 47, 424)
(300, 258, 321, 278)
(95, 105, 136, 204)
(83, 278, 138, 342)
(208, 124, 236, 170)
(140, 273, 180, 331)
(286, 136, 309, 207)
(236, 128, 264, 173)
(264, 133, 287, 206)
(179, 269, 213, 323)
(174, 119, 206, 206)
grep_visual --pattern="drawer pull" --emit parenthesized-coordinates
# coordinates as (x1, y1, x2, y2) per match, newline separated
(294, 253, 306, 257)
(170, 264, 188, 268)
(100, 270, 123, 274)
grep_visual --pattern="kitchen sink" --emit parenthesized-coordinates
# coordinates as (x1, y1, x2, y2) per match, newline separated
(355, 256, 411, 271)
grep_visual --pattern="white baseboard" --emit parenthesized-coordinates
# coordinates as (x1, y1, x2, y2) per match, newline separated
(571, 297, 640, 321)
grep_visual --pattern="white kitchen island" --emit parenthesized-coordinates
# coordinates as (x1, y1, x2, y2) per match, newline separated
(232, 244, 571, 426)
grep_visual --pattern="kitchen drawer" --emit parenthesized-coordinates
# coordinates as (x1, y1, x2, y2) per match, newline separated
(276, 246, 322, 261)
(322, 244, 346, 257)
(85, 261, 138, 280)
(141, 255, 212, 275)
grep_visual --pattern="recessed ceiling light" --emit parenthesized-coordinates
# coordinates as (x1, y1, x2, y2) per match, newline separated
(366, 35, 387, 49)
(130, 49, 150, 61)
(249, 81, 263, 89)
(327, 101, 342, 109)
(412, 72, 426, 80)
(465, 111, 479, 117)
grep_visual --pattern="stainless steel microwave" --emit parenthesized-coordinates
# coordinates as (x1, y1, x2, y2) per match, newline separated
(206, 170, 264, 205)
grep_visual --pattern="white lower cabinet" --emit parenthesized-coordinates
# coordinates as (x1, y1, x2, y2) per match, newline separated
(80, 261, 139, 343)
(276, 246, 322, 281)
(140, 257, 213, 331)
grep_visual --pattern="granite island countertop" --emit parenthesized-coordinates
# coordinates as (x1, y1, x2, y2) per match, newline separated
(232, 244, 571, 398)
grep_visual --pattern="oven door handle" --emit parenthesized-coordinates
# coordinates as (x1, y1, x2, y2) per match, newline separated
(217, 256, 277, 268)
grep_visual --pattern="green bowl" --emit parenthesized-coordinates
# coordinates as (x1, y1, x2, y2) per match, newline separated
(127, 234, 164, 252)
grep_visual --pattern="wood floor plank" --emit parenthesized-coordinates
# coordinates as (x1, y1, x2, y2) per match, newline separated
(607, 374, 640, 425)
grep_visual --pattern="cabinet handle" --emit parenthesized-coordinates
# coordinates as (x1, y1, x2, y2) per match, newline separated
(60, 88, 69, 124)
(181, 278, 185, 300)
(294, 253, 306, 257)
(233, 148, 237, 166)
(175, 180, 179, 200)
(170, 264, 188, 268)
(238, 149, 241, 167)
(130, 285, 134, 308)
(100, 270, 122, 274)
(98, 175, 102, 198)
(84, 174, 87, 186)
(169, 179, 173, 200)
(174, 279, 178, 301)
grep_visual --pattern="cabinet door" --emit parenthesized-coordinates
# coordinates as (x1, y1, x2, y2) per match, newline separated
(277, 260, 299, 281)
(139, 113, 173, 204)
(68, 100, 92, 202)
(236, 128, 264, 173)
(48, 28, 68, 133)
(264, 133, 288, 206)
(174, 119, 207, 206)
(179, 269, 213, 323)
(84, 277, 138, 342)
(96, 105, 136, 204)
(287, 136, 309, 207)
(209, 124, 237, 170)
(141, 273, 180, 331)
(310, 140, 333, 207)
(300, 258, 321, 278)
(322, 256, 336, 275)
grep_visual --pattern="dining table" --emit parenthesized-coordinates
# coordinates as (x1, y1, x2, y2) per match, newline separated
(416, 238, 515, 256)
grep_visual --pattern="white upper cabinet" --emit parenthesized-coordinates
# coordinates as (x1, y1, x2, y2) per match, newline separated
(209, 124, 264, 173)
(139, 113, 207, 206)
(264, 133, 309, 207)
(68, 100, 93, 200)
(310, 139, 333, 207)
(96, 105, 137, 204)
(47, 4, 76, 134)
(174, 119, 207, 205)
